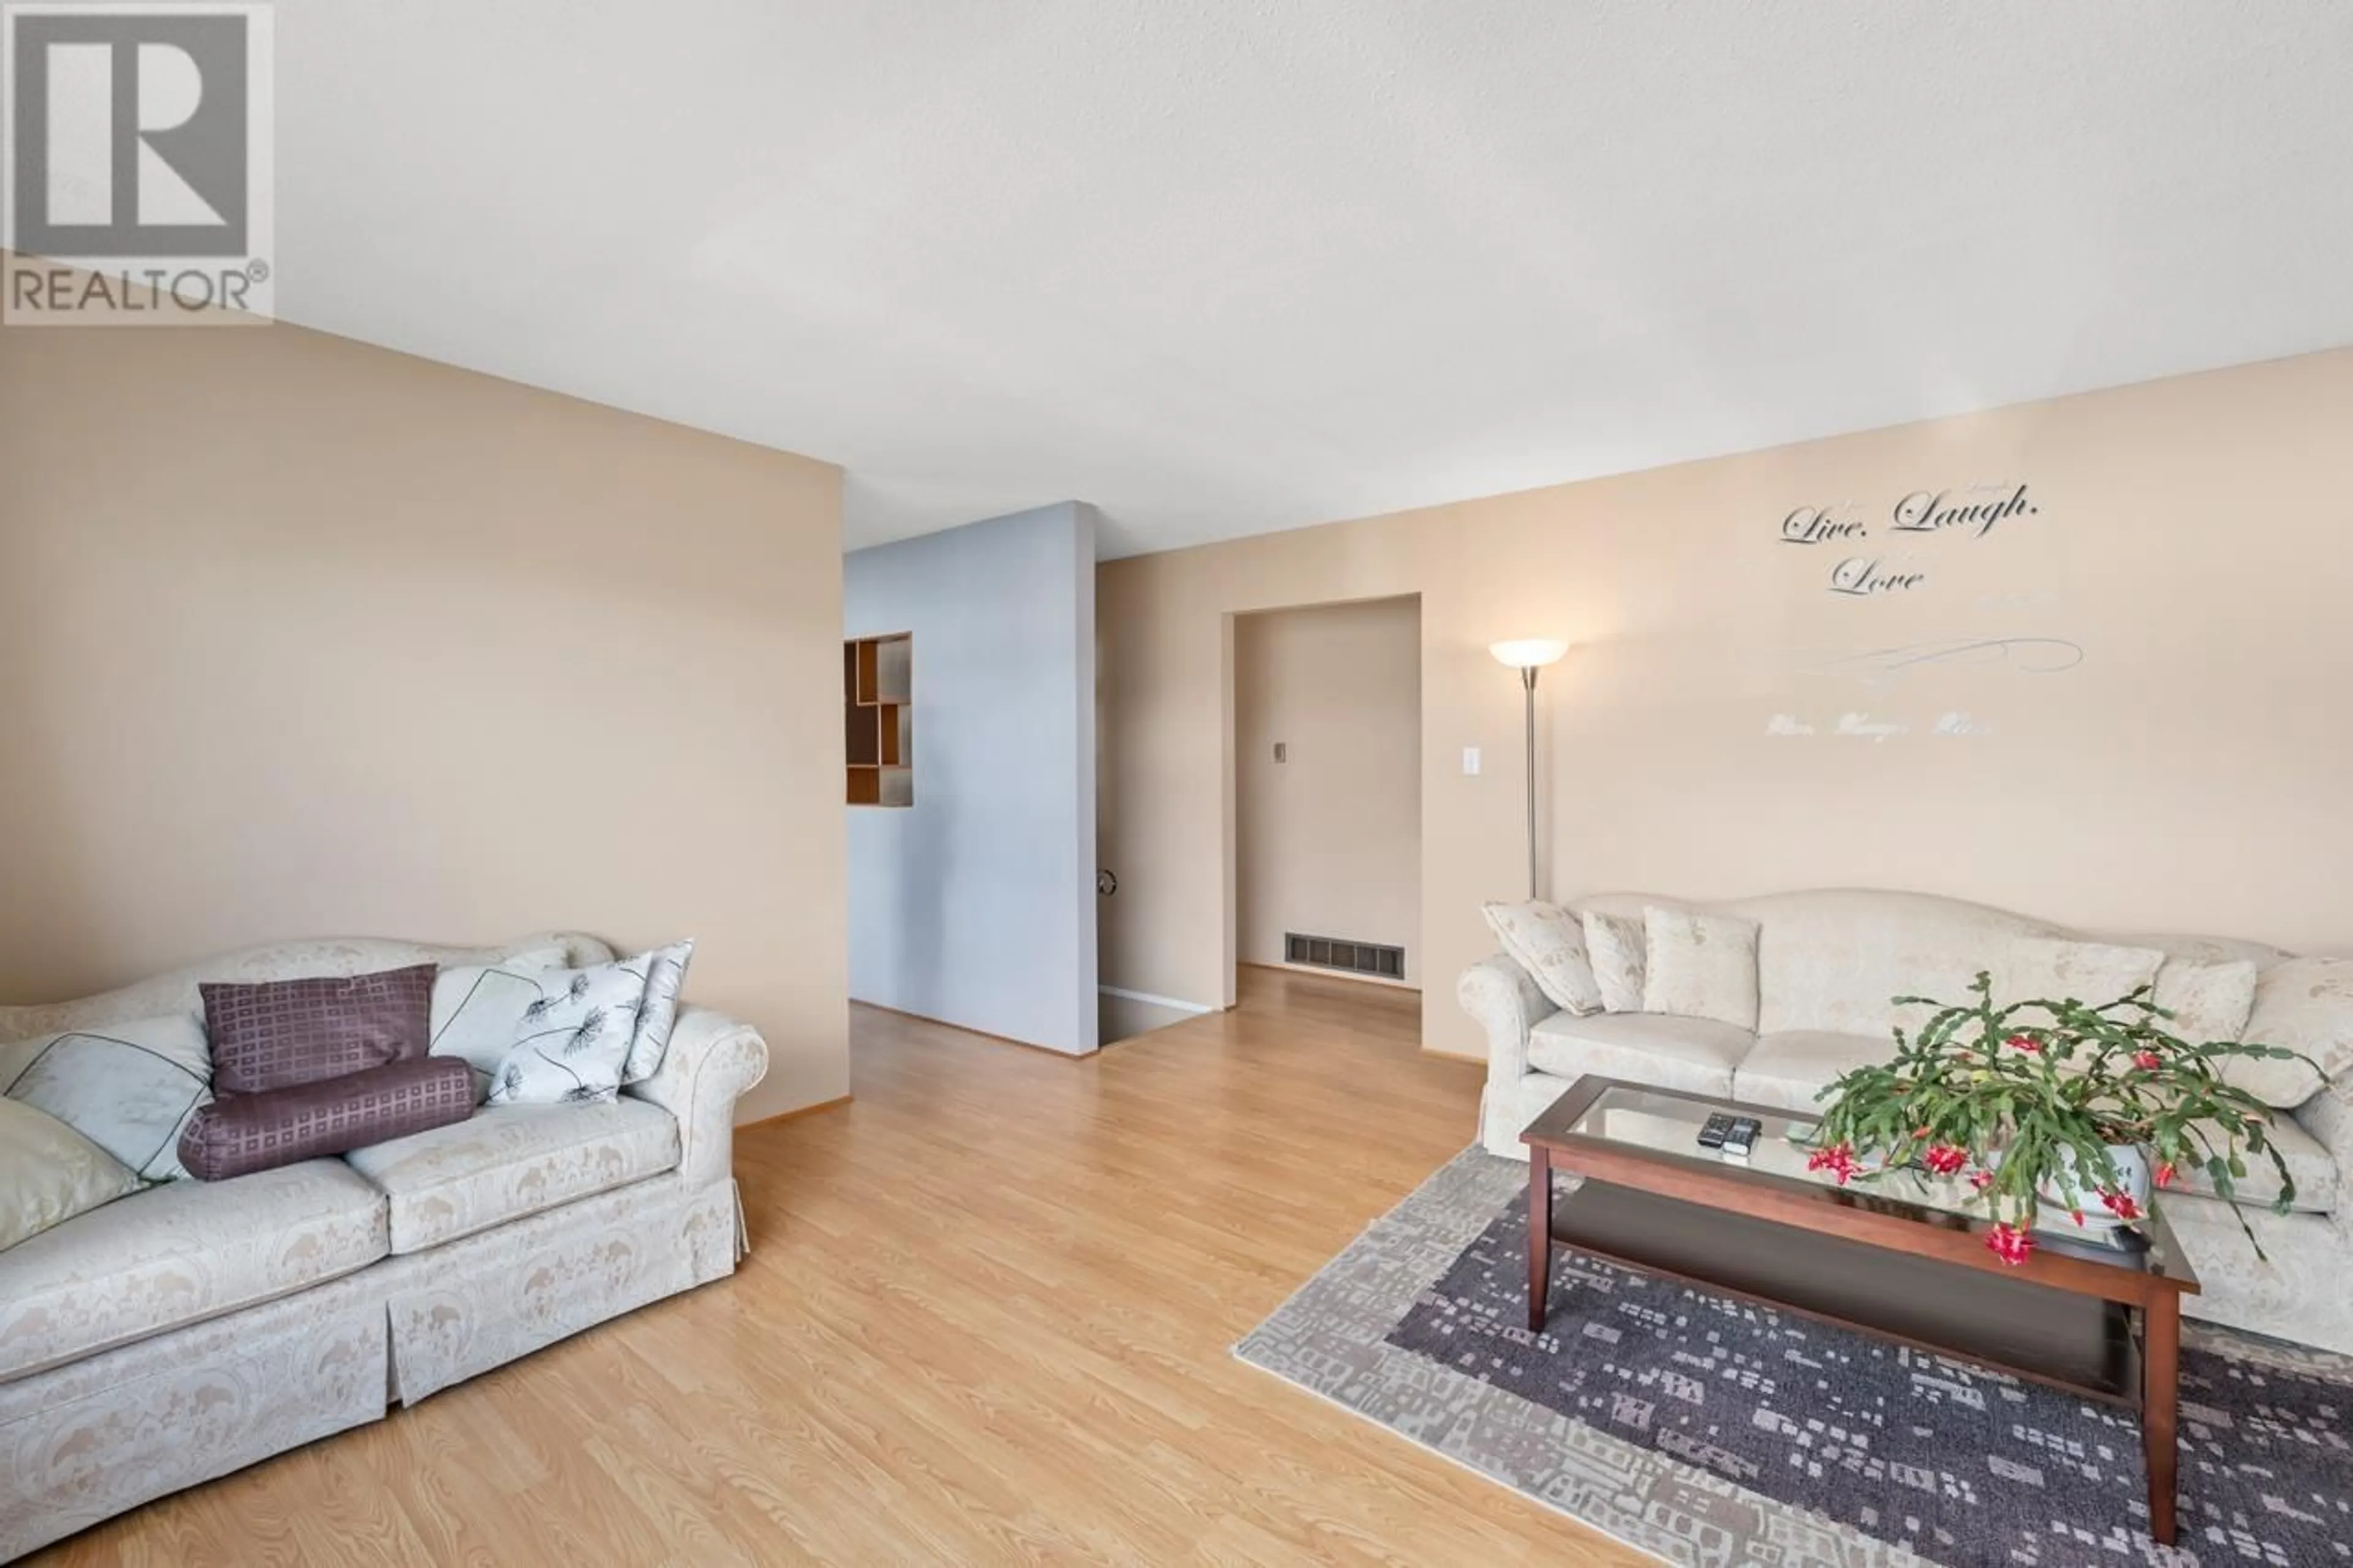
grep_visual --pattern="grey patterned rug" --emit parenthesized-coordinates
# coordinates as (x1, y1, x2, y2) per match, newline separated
(1236, 1148, 2353, 1568)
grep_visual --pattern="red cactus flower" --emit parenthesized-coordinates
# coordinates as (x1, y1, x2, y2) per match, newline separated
(2006, 1033, 2043, 1054)
(1985, 1222, 2035, 1266)
(1912, 1126, 1933, 1141)
(2071, 1210, 2086, 1226)
(1969, 1169, 1995, 1192)
(2100, 1189, 2143, 1221)
(1923, 1144, 1968, 1176)
(1806, 1142, 1862, 1185)
(2133, 1050, 2162, 1070)
(2154, 1162, 2177, 1189)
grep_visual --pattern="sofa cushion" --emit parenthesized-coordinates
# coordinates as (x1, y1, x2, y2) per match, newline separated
(1481, 901, 1603, 1015)
(487, 961, 653, 1107)
(0, 1099, 143, 1252)
(2086, 931, 2292, 969)
(1730, 1030, 1893, 1115)
(343, 1099, 681, 1255)
(0, 1013, 213, 1183)
(1642, 907, 1760, 1029)
(0, 1159, 387, 1383)
(0, 934, 613, 1047)
(1993, 936, 2165, 1010)
(2171, 1113, 2336, 1214)
(623, 939, 697, 1085)
(1615, 888, 2058, 1037)
(2151, 957, 2258, 1045)
(179, 1056, 476, 1182)
(2227, 956, 2353, 1108)
(1580, 909, 1646, 1013)
(428, 946, 572, 1085)
(1526, 1012, 1754, 1099)
(201, 963, 435, 1095)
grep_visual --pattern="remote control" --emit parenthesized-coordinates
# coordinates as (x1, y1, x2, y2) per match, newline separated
(1721, 1117, 1761, 1158)
(1697, 1113, 1734, 1150)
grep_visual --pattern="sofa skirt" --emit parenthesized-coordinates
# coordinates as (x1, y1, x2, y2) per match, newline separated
(0, 1270, 387, 1561)
(0, 1173, 743, 1561)
(383, 1172, 738, 1403)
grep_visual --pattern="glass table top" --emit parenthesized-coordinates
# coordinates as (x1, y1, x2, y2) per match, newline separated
(1551, 1082, 2167, 1257)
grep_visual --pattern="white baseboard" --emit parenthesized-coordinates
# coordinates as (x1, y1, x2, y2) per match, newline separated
(1098, 985, 1216, 1015)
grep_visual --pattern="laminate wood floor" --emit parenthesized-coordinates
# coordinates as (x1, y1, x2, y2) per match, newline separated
(34, 967, 1650, 1567)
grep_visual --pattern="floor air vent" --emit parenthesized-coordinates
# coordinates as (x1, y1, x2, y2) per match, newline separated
(1284, 933, 1405, 980)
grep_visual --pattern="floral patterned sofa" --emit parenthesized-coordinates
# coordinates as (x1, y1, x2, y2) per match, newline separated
(0, 933, 769, 1560)
(1458, 888, 2353, 1356)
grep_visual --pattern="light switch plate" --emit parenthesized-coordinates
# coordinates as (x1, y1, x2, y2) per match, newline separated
(1273, 741, 1287, 762)
(1462, 746, 1481, 776)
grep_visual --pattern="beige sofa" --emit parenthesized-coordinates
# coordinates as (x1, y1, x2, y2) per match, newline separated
(1459, 888, 2353, 1355)
(0, 933, 770, 1561)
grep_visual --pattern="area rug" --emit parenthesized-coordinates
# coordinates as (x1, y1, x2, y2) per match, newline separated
(1235, 1148, 2353, 1568)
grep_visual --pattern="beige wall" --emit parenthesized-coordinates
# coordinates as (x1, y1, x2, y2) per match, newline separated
(1233, 597, 1420, 983)
(0, 314, 848, 1121)
(1099, 347, 2353, 1058)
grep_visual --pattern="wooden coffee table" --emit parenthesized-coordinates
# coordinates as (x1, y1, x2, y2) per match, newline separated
(1522, 1076, 2200, 1545)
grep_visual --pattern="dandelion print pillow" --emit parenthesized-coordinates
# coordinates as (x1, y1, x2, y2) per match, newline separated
(622, 938, 695, 1085)
(485, 959, 650, 1106)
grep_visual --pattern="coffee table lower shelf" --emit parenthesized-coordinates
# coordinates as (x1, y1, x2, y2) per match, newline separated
(1534, 1180, 2143, 1401)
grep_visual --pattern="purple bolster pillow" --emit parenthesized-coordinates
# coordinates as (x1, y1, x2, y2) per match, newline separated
(178, 1055, 473, 1181)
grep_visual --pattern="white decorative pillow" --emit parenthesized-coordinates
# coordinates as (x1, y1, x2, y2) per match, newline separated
(429, 945, 572, 1086)
(1642, 907, 1760, 1030)
(1480, 903, 1601, 1015)
(2225, 956, 2353, 1109)
(1993, 937, 2164, 1010)
(0, 1013, 211, 1181)
(623, 939, 695, 1085)
(2150, 957, 2257, 1045)
(1581, 910, 1646, 1013)
(487, 960, 651, 1106)
(0, 1097, 143, 1251)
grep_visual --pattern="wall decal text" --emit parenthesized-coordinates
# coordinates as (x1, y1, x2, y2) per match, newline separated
(1828, 558, 1928, 597)
(1765, 710, 1995, 743)
(1892, 485, 2037, 537)
(1779, 482, 2040, 596)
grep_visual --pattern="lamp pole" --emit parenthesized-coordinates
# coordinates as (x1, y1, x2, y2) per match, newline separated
(1521, 664, 1539, 900)
(1488, 638, 1567, 905)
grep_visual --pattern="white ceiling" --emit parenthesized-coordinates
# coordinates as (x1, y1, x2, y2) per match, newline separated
(273, 2, 2353, 558)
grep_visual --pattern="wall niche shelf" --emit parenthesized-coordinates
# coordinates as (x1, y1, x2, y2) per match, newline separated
(845, 632, 912, 807)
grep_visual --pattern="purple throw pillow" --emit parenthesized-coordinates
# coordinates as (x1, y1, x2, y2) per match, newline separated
(200, 963, 436, 1096)
(177, 1056, 473, 1181)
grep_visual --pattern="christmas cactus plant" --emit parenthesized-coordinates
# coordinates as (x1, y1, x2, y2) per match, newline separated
(1806, 972, 2322, 1267)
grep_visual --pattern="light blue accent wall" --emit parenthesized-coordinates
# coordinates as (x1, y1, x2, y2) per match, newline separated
(844, 502, 1098, 1054)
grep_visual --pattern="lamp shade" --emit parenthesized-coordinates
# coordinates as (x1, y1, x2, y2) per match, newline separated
(1488, 638, 1569, 670)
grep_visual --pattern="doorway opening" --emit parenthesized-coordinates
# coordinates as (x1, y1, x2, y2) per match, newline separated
(1231, 594, 1422, 1008)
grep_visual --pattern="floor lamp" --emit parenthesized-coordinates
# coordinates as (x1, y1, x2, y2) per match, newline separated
(1489, 638, 1569, 900)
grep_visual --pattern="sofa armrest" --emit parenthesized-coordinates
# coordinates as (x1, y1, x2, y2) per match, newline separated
(1458, 953, 1556, 1084)
(626, 1004, 769, 1192)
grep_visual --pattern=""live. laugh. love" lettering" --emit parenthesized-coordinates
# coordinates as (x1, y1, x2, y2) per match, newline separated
(1778, 483, 2039, 596)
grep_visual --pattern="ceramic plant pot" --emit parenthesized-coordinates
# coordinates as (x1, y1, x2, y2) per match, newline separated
(2034, 1141, 2153, 1233)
